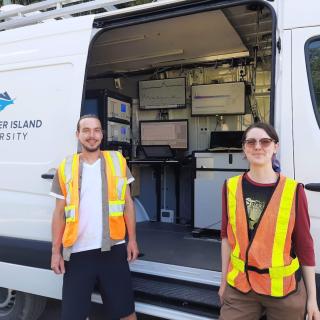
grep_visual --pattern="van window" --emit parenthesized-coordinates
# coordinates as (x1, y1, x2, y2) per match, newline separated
(306, 39, 320, 125)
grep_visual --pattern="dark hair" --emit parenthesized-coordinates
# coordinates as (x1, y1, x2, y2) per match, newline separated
(76, 114, 101, 132)
(242, 122, 279, 144)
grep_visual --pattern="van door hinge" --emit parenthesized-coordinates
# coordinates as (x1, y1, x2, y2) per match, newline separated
(277, 37, 281, 53)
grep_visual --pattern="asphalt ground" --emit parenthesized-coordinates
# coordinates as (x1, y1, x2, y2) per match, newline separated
(39, 298, 162, 320)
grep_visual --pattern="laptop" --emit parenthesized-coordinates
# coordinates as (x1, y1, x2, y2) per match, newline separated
(140, 145, 175, 160)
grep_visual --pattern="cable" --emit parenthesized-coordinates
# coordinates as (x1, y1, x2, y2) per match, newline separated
(201, 220, 222, 230)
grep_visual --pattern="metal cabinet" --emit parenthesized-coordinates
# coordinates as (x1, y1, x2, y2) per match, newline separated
(194, 152, 248, 230)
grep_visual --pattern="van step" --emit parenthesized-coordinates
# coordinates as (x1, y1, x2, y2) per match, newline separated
(132, 272, 220, 318)
(135, 301, 219, 320)
(133, 273, 220, 306)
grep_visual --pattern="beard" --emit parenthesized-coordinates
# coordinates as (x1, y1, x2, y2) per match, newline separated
(81, 141, 101, 153)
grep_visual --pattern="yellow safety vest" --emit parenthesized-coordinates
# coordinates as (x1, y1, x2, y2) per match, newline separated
(57, 151, 127, 248)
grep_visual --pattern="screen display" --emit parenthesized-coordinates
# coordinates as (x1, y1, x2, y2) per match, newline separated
(107, 121, 130, 143)
(140, 120, 188, 150)
(210, 131, 244, 149)
(192, 82, 245, 115)
(107, 96, 130, 121)
(139, 78, 186, 110)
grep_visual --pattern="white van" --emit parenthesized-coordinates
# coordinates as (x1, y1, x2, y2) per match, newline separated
(0, 0, 319, 319)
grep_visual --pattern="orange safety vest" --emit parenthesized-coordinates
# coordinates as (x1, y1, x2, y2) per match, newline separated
(226, 174, 300, 298)
(57, 151, 127, 248)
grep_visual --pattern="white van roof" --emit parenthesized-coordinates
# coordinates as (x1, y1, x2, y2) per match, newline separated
(0, 0, 187, 31)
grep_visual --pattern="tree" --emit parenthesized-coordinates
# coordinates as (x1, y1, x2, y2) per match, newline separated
(310, 45, 320, 112)
(0, 0, 152, 7)
(1, 0, 42, 5)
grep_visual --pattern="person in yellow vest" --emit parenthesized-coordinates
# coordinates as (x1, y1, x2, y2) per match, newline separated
(50, 114, 139, 320)
(219, 122, 320, 320)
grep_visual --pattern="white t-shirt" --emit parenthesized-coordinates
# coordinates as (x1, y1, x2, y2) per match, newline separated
(50, 156, 134, 253)
(72, 159, 103, 253)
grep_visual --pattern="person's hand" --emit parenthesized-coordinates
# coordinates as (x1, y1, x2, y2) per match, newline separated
(218, 281, 227, 305)
(51, 252, 65, 274)
(127, 239, 139, 263)
(307, 297, 320, 320)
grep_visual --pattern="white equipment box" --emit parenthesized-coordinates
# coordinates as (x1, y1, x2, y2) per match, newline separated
(107, 121, 130, 143)
(194, 152, 248, 230)
(107, 96, 131, 122)
(160, 209, 175, 223)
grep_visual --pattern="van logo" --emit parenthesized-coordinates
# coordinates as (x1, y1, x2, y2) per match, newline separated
(0, 92, 14, 112)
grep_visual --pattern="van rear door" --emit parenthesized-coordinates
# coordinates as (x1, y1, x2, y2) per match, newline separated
(292, 26, 320, 271)
(0, 16, 94, 242)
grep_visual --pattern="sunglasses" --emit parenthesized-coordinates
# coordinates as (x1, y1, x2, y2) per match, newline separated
(243, 138, 275, 148)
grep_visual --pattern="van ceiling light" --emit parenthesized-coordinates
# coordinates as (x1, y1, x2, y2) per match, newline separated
(152, 51, 249, 68)
(95, 35, 146, 47)
(91, 49, 184, 66)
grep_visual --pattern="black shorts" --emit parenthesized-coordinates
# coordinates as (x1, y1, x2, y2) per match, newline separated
(61, 244, 135, 320)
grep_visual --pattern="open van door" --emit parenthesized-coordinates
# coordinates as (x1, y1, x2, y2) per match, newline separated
(292, 26, 320, 270)
(0, 16, 93, 249)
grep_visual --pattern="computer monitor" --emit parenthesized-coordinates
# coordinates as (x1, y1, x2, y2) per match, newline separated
(210, 131, 244, 149)
(140, 120, 188, 150)
(191, 82, 245, 115)
(139, 78, 186, 110)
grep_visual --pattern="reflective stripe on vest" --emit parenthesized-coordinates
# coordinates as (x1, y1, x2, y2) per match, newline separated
(64, 154, 79, 223)
(103, 151, 127, 215)
(226, 174, 299, 297)
(227, 175, 241, 286)
(59, 151, 127, 247)
(271, 178, 299, 296)
(104, 151, 127, 199)
(109, 200, 125, 217)
(57, 158, 67, 197)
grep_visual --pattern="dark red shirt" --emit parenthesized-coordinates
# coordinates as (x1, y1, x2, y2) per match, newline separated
(220, 174, 315, 266)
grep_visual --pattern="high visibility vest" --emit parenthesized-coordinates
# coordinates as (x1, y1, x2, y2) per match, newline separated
(57, 151, 127, 248)
(226, 174, 300, 298)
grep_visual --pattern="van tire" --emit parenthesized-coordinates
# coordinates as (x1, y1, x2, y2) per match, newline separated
(0, 289, 46, 320)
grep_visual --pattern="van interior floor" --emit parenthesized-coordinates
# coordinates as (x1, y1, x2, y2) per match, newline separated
(136, 222, 221, 271)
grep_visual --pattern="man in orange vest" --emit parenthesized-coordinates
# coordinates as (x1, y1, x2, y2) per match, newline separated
(50, 114, 139, 320)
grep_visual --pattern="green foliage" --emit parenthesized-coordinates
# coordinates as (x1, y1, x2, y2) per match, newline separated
(0, 0, 152, 6)
(0, 0, 42, 5)
(111, 0, 152, 9)
(127, 0, 153, 6)
(1, 0, 40, 5)
(310, 45, 320, 112)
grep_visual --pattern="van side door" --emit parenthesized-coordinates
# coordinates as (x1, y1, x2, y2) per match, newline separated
(0, 16, 94, 242)
(292, 26, 320, 271)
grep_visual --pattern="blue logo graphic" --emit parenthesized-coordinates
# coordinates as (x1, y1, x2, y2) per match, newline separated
(0, 91, 14, 112)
